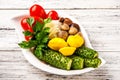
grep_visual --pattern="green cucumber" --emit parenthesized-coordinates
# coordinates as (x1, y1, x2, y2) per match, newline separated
(75, 46, 98, 59)
(37, 49, 72, 70)
(84, 58, 101, 68)
(71, 56, 84, 70)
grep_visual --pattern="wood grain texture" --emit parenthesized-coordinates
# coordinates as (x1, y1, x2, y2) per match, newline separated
(0, 10, 120, 51)
(0, 51, 120, 80)
(0, 0, 120, 9)
(0, 0, 120, 79)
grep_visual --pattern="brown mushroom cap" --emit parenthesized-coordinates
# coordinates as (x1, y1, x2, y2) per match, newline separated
(60, 23, 70, 31)
(57, 31, 68, 40)
(69, 27, 78, 35)
(64, 18, 73, 26)
(71, 23, 80, 31)
(59, 17, 64, 23)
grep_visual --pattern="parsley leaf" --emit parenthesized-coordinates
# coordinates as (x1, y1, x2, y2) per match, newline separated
(43, 27, 50, 33)
(33, 21, 44, 32)
(41, 35, 49, 43)
(18, 40, 37, 48)
(35, 27, 50, 42)
(23, 31, 33, 36)
(34, 45, 46, 59)
(44, 18, 52, 24)
(27, 17, 34, 26)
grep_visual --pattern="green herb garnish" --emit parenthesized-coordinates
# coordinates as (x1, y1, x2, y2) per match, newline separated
(26, 17, 34, 26)
(23, 31, 33, 36)
(19, 18, 51, 49)
(18, 40, 37, 48)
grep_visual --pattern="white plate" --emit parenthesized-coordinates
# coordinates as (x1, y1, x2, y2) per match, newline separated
(11, 13, 106, 75)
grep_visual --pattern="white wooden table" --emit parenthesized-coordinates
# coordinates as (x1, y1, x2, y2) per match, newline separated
(0, 0, 120, 80)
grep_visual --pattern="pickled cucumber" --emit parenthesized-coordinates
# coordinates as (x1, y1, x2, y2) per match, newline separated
(84, 58, 101, 68)
(37, 49, 72, 70)
(75, 46, 98, 59)
(71, 56, 84, 69)
(34, 45, 101, 70)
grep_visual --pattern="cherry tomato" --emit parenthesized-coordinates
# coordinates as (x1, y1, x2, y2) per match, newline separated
(47, 10, 59, 20)
(30, 4, 46, 19)
(25, 36, 32, 41)
(21, 17, 33, 32)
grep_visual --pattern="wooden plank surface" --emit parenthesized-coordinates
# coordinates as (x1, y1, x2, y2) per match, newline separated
(0, 0, 120, 80)
(0, 10, 120, 51)
(0, 0, 120, 9)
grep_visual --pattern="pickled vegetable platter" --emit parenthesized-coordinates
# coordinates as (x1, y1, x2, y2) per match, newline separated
(12, 4, 105, 75)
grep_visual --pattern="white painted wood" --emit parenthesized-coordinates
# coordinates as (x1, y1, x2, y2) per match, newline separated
(0, 10, 120, 51)
(0, 0, 120, 79)
(0, 51, 120, 80)
(0, 0, 120, 9)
